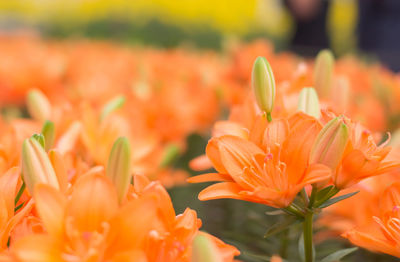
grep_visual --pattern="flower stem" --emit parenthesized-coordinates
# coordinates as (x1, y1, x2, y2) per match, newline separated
(267, 112, 272, 122)
(303, 211, 314, 262)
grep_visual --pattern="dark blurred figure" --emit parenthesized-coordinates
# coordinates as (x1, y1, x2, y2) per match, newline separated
(285, 0, 330, 56)
(358, 0, 400, 71)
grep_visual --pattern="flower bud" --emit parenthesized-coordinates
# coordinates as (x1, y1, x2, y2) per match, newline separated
(41, 120, 55, 151)
(251, 57, 275, 116)
(313, 49, 334, 98)
(21, 137, 59, 195)
(106, 137, 131, 203)
(160, 143, 180, 168)
(100, 95, 126, 121)
(297, 87, 321, 119)
(310, 116, 349, 170)
(26, 89, 51, 122)
(191, 233, 222, 262)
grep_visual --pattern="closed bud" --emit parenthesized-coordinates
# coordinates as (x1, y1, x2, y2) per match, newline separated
(32, 134, 45, 149)
(160, 144, 180, 168)
(41, 121, 55, 151)
(310, 116, 349, 170)
(106, 137, 131, 203)
(26, 89, 51, 122)
(100, 95, 126, 121)
(192, 233, 222, 262)
(252, 57, 275, 117)
(22, 137, 59, 195)
(313, 49, 334, 98)
(297, 87, 321, 118)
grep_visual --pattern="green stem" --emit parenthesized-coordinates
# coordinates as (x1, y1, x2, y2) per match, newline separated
(303, 211, 314, 262)
(14, 182, 25, 205)
(284, 205, 304, 218)
(266, 112, 272, 122)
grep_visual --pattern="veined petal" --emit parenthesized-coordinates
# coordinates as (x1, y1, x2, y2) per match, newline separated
(187, 173, 234, 183)
(262, 119, 289, 152)
(206, 138, 228, 174)
(218, 135, 263, 188)
(343, 229, 400, 258)
(282, 118, 322, 184)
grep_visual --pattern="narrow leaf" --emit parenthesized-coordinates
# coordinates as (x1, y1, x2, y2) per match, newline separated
(265, 210, 285, 216)
(315, 185, 334, 200)
(319, 191, 359, 208)
(264, 216, 300, 238)
(320, 247, 358, 262)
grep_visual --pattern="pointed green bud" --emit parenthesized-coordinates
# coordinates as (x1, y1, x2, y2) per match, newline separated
(297, 87, 321, 118)
(313, 49, 334, 98)
(100, 95, 126, 121)
(41, 120, 55, 151)
(21, 137, 59, 195)
(106, 137, 131, 203)
(160, 144, 180, 168)
(31, 134, 45, 149)
(192, 233, 222, 262)
(252, 57, 275, 117)
(310, 116, 349, 170)
(26, 89, 51, 122)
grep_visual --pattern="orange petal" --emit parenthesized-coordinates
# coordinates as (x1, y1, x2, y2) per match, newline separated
(133, 174, 151, 193)
(111, 250, 148, 262)
(198, 182, 248, 201)
(212, 121, 248, 139)
(34, 184, 66, 237)
(343, 229, 400, 258)
(0, 167, 20, 218)
(11, 235, 62, 262)
(48, 150, 68, 193)
(189, 155, 213, 171)
(67, 173, 119, 232)
(206, 138, 228, 174)
(218, 135, 263, 188)
(187, 173, 234, 183)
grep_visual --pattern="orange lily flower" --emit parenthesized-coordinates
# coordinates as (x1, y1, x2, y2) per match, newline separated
(333, 120, 400, 189)
(343, 182, 400, 257)
(7, 172, 239, 262)
(189, 113, 331, 208)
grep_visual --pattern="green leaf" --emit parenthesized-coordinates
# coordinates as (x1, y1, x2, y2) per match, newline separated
(264, 215, 300, 238)
(100, 95, 126, 121)
(320, 247, 358, 262)
(319, 191, 359, 208)
(265, 210, 285, 216)
(315, 185, 334, 200)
